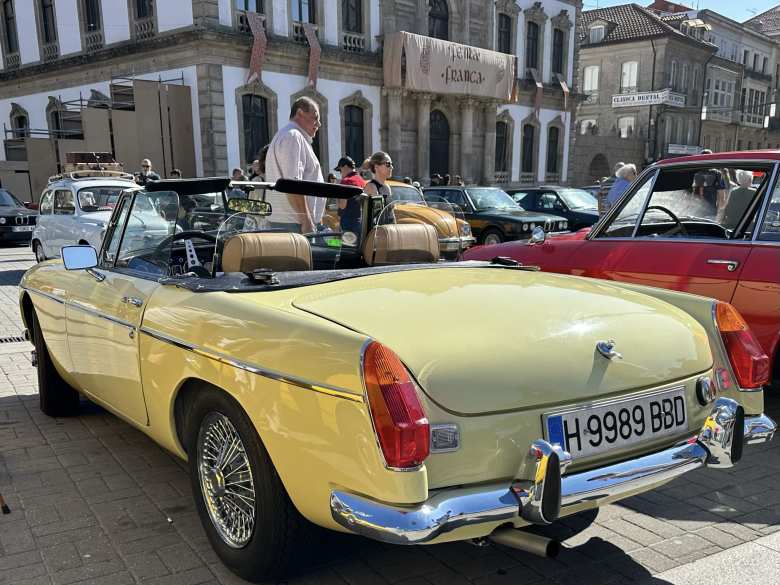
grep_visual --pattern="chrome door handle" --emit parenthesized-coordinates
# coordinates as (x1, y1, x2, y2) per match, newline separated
(121, 296, 143, 307)
(707, 259, 739, 272)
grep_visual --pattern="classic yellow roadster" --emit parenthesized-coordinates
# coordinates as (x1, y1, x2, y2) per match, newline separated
(19, 177, 776, 581)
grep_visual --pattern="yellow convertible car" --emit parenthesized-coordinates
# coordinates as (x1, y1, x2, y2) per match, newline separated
(19, 177, 776, 581)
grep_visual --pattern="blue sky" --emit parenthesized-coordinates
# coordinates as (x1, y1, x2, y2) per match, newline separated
(581, 0, 779, 23)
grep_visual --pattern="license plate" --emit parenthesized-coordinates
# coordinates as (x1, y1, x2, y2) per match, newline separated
(543, 387, 687, 459)
(12, 226, 33, 232)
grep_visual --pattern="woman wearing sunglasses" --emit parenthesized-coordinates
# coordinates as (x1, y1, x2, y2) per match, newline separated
(364, 151, 394, 205)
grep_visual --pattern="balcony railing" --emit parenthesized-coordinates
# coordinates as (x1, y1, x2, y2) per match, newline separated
(84, 30, 104, 53)
(545, 172, 561, 183)
(745, 68, 772, 83)
(134, 16, 155, 41)
(236, 9, 267, 34)
(583, 91, 598, 104)
(292, 22, 317, 44)
(342, 31, 366, 53)
(519, 171, 535, 184)
(494, 171, 510, 184)
(4, 139, 27, 162)
(619, 85, 637, 94)
(4, 52, 20, 69)
(41, 42, 59, 62)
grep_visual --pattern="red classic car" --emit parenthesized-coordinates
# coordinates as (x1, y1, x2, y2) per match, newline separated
(465, 151, 780, 386)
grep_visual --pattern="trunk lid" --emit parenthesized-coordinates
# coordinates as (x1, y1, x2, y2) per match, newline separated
(292, 268, 712, 415)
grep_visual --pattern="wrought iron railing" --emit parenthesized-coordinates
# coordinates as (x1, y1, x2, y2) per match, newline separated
(5, 52, 20, 69)
(292, 22, 317, 44)
(494, 171, 510, 184)
(545, 172, 561, 183)
(619, 85, 637, 94)
(41, 42, 59, 62)
(134, 16, 155, 41)
(519, 172, 535, 184)
(342, 31, 366, 53)
(84, 30, 104, 53)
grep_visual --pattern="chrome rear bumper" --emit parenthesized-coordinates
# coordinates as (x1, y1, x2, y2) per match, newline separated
(331, 400, 775, 545)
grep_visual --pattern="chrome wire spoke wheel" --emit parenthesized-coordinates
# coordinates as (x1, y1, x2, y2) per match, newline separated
(197, 412, 256, 549)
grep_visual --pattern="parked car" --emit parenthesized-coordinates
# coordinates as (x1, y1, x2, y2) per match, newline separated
(507, 186, 599, 230)
(465, 151, 780, 386)
(0, 188, 37, 243)
(423, 186, 568, 245)
(32, 171, 141, 262)
(20, 176, 775, 582)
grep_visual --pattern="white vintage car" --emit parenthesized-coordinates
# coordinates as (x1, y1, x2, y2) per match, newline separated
(31, 172, 146, 262)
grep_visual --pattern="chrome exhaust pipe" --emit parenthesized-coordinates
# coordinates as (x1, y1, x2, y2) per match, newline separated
(488, 527, 560, 558)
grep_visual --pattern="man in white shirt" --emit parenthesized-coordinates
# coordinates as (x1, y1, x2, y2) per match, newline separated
(264, 96, 324, 233)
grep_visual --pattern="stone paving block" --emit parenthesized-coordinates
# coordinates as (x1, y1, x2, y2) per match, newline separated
(30, 515, 98, 538)
(41, 542, 83, 573)
(158, 542, 206, 574)
(623, 547, 680, 574)
(35, 526, 108, 549)
(364, 547, 448, 582)
(0, 562, 48, 584)
(125, 551, 170, 581)
(469, 563, 545, 585)
(50, 558, 126, 585)
(650, 533, 719, 560)
(331, 558, 390, 585)
(694, 525, 748, 548)
(445, 550, 522, 581)
(735, 508, 780, 534)
(599, 517, 665, 547)
(140, 566, 219, 585)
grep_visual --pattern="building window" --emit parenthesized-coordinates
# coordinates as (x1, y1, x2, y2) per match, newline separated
(583, 65, 599, 93)
(753, 53, 758, 71)
(495, 121, 509, 173)
(743, 50, 749, 65)
(526, 21, 539, 70)
(428, 0, 448, 41)
(546, 126, 560, 174)
(521, 124, 535, 174)
(40, 0, 57, 43)
(292, 0, 315, 23)
(344, 105, 364, 163)
(579, 118, 597, 135)
(242, 94, 270, 165)
(83, 0, 101, 30)
(135, 0, 153, 18)
(236, 0, 263, 11)
(681, 63, 688, 92)
(620, 61, 638, 93)
(49, 109, 62, 138)
(342, 0, 361, 33)
(430, 110, 450, 175)
(589, 25, 604, 43)
(2, 0, 18, 55)
(552, 29, 564, 75)
(618, 116, 634, 138)
(11, 114, 28, 138)
(670, 60, 679, 91)
(497, 13, 512, 54)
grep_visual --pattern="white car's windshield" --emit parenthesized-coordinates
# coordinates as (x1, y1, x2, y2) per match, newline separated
(466, 188, 519, 211)
(77, 186, 127, 211)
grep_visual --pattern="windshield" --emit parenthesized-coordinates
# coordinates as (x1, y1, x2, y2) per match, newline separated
(77, 186, 128, 211)
(388, 184, 425, 203)
(0, 190, 22, 207)
(558, 189, 597, 210)
(465, 188, 519, 211)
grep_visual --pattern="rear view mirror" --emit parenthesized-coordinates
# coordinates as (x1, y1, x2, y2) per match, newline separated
(528, 226, 546, 245)
(227, 198, 272, 216)
(61, 245, 98, 270)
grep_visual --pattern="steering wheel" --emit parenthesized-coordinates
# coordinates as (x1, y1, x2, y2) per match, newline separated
(645, 205, 688, 236)
(154, 230, 217, 253)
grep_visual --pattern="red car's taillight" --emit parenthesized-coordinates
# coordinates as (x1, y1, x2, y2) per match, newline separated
(363, 341, 430, 469)
(715, 302, 770, 389)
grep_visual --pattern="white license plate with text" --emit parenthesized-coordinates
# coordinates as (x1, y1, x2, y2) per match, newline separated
(543, 387, 687, 459)
(12, 226, 33, 232)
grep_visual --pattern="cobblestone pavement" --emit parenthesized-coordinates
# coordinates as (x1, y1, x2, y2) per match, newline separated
(1, 243, 779, 585)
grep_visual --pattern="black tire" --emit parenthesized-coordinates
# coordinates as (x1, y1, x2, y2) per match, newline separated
(186, 389, 303, 582)
(31, 309, 80, 416)
(33, 241, 45, 263)
(481, 228, 505, 245)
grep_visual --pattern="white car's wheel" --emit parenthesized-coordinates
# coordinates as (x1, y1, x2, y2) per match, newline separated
(33, 241, 45, 263)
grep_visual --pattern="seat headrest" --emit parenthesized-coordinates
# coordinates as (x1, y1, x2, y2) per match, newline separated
(222, 232, 312, 273)
(363, 223, 439, 266)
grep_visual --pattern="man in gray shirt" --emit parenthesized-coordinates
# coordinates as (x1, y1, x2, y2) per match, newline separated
(265, 96, 324, 233)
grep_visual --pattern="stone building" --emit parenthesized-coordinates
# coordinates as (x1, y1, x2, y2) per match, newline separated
(0, 0, 580, 202)
(571, 3, 715, 185)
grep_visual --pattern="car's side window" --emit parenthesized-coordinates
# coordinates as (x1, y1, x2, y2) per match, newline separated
(39, 192, 53, 215)
(758, 178, 780, 241)
(598, 173, 655, 238)
(115, 192, 177, 272)
(539, 193, 558, 211)
(53, 190, 75, 215)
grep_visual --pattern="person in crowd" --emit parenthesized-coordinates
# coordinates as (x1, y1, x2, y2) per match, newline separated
(692, 167, 728, 217)
(136, 158, 161, 185)
(444, 174, 452, 186)
(264, 96, 324, 233)
(232, 167, 247, 182)
(169, 168, 182, 179)
(454, 175, 464, 186)
(364, 152, 394, 217)
(600, 162, 624, 198)
(326, 173, 338, 184)
(249, 145, 269, 181)
(606, 163, 636, 207)
(430, 173, 442, 186)
(359, 158, 373, 181)
(228, 167, 249, 199)
(335, 156, 367, 237)
(722, 170, 755, 229)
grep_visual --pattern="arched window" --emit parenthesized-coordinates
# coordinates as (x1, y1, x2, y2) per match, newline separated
(342, 0, 361, 33)
(546, 127, 560, 175)
(292, 0, 315, 23)
(495, 121, 509, 173)
(497, 14, 512, 54)
(49, 109, 62, 137)
(552, 29, 564, 75)
(2, 0, 18, 54)
(525, 21, 540, 70)
(521, 124, 535, 174)
(11, 114, 28, 138)
(430, 110, 450, 175)
(344, 104, 365, 163)
(428, 0, 448, 41)
(242, 94, 270, 163)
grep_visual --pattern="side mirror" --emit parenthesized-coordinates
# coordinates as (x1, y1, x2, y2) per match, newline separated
(529, 226, 546, 245)
(227, 198, 272, 216)
(61, 245, 98, 270)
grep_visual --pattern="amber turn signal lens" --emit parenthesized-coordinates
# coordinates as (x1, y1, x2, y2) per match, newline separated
(715, 302, 748, 333)
(715, 302, 770, 389)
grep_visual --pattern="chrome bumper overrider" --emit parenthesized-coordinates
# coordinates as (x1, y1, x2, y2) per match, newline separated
(331, 399, 775, 545)
(439, 236, 476, 252)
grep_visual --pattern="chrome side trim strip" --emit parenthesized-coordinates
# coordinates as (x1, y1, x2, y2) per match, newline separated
(140, 327, 363, 403)
(23, 286, 65, 305)
(68, 301, 136, 331)
(330, 411, 776, 545)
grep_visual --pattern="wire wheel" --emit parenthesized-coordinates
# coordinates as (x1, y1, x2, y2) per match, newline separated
(197, 412, 256, 549)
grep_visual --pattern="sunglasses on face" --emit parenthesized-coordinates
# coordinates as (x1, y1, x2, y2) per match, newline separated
(380, 162, 394, 168)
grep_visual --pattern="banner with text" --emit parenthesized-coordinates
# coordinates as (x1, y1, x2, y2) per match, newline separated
(383, 32, 515, 101)
(612, 89, 686, 108)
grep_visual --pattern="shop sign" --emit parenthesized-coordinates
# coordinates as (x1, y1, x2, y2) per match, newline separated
(612, 89, 686, 108)
(667, 144, 702, 155)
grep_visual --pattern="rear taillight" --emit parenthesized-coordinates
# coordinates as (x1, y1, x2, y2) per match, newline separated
(715, 302, 770, 389)
(362, 341, 430, 469)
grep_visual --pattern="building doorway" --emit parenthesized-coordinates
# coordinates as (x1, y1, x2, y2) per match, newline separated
(430, 110, 450, 176)
(588, 153, 610, 182)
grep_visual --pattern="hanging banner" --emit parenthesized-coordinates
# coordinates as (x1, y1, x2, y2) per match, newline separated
(383, 32, 515, 101)
(612, 89, 686, 108)
(303, 24, 321, 88)
(246, 13, 267, 85)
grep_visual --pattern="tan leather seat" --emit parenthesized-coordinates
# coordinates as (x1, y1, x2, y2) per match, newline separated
(222, 232, 312, 272)
(362, 223, 439, 266)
